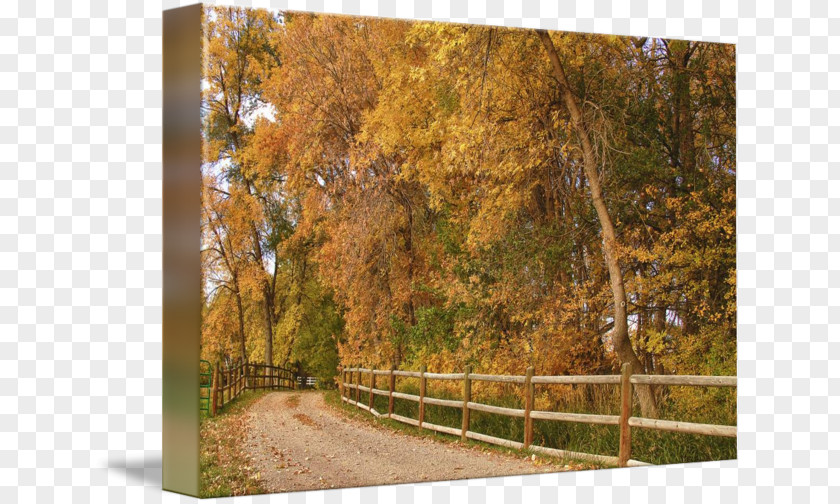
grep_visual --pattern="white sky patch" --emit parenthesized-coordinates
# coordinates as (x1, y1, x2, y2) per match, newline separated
(245, 102, 278, 126)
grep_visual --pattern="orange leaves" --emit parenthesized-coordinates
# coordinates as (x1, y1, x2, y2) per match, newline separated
(199, 10, 735, 381)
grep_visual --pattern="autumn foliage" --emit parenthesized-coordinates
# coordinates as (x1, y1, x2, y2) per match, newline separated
(199, 8, 736, 395)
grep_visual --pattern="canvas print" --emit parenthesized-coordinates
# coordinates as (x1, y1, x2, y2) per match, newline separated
(194, 5, 735, 497)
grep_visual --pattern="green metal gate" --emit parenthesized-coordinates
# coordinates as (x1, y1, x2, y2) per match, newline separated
(199, 360, 212, 413)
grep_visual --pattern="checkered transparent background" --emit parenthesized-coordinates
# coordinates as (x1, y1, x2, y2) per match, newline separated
(0, 0, 836, 502)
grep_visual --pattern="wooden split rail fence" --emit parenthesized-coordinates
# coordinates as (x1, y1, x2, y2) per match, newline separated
(339, 363, 736, 467)
(209, 362, 298, 416)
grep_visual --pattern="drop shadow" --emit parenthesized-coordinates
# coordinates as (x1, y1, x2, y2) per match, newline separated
(107, 454, 163, 487)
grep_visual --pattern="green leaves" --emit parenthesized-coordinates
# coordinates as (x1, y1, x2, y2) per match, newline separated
(201, 10, 735, 383)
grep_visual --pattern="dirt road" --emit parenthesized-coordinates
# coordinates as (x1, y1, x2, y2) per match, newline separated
(243, 391, 562, 492)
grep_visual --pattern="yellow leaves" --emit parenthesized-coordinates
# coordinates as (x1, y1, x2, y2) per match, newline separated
(199, 10, 735, 384)
(637, 329, 668, 355)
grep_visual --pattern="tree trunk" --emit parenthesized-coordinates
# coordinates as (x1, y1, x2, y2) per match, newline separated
(401, 193, 417, 327)
(671, 40, 696, 182)
(653, 305, 668, 402)
(537, 30, 658, 418)
(263, 285, 273, 366)
(234, 277, 248, 364)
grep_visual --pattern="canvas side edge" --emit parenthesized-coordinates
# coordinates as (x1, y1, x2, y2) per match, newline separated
(162, 3, 202, 497)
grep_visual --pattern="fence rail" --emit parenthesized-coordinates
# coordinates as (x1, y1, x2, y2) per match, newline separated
(338, 363, 736, 467)
(209, 362, 298, 415)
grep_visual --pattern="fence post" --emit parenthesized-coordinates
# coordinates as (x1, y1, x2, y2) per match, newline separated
(461, 365, 471, 442)
(225, 366, 230, 406)
(388, 366, 395, 417)
(339, 366, 344, 399)
(222, 367, 227, 407)
(619, 362, 632, 467)
(210, 363, 219, 416)
(369, 368, 375, 410)
(355, 366, 361, 404)
(524, 366, 534, 449)
(418, 364, 427, 430)
(219, 367, 224, 408)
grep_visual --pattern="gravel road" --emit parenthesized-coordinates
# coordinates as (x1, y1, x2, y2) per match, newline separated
(243, 391, 560, 493)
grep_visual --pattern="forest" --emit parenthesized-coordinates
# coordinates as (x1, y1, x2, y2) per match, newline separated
(199, 7, 736, 421)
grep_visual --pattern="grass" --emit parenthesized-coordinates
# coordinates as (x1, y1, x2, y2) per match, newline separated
(323, 389, 603, 472)
(332, 379, 736, 467)
(199, 389, 272, 498)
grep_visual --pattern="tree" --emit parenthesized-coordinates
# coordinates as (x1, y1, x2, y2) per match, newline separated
(536, 30, 659, 417)
(199, 11, 736, 402)
(202, 6, 282, 365)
